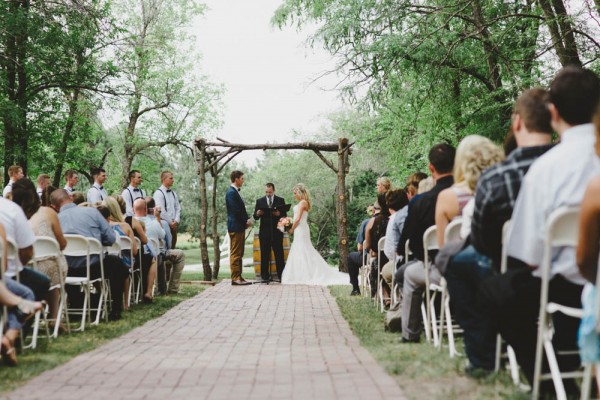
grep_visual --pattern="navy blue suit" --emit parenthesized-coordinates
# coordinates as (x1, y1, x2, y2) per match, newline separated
(226, 186, 249, 233)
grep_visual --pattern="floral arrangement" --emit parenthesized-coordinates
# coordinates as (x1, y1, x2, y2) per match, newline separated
(277, 217, 292, 232)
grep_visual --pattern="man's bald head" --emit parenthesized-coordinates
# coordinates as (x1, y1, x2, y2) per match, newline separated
(133, 198, 147, 216)
(50, 189, 72, 209)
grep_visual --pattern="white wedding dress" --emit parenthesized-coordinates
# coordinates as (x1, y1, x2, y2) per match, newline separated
(282, 204, 349, 286)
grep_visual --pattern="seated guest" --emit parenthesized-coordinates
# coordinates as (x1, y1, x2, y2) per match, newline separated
(71, 191, 85, 205)
(365, 193, 390, 298)
(51, 189, 128, 320)
(133, 199, 160, 301)
(376, 176, 392, 194)
(102, 197, 139, 309)
(12, 178, 68, 327)
(380, 189, 409, 302)
(446, 90, 553, 372)
(36, 174, 50, 199)
(348, 204, 377, 296)
(417, 177, 434, 194)
(41, 185, 57, 208)
(0, 181, 50, 302)
(480, 67, 600, 396)
(114, 195, 148, 246)
(435, 135, 504, 247)
(576, 110, 600, 367)
(395, 143, 456, 343)
(0, 222, 44, 366)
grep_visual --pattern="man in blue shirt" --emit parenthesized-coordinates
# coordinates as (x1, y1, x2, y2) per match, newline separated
(52, 189, 128, 320)
(347, 205, 378, 295)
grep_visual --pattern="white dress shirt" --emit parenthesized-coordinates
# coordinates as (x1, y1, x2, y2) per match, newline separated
(64, 185, 75, 194)
(0, 197, 36, 277)
(121, 185, 146, 217)
(153, 185, 180, 224)
(507, 124, 600, 285)
(87, 182, 108, 203)
(2, 180, 16, 197)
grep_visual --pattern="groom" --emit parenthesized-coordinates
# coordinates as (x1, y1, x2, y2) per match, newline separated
(226, 170, 252, 286)
(253, 183, 287, 283)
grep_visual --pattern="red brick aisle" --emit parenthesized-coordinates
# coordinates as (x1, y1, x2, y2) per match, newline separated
(2, 283, 406, 400)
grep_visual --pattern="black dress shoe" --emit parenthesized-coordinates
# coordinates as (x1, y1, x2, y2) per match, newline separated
(272, 277, 281, 283)
(232, 280, 251, 286)
(258, 279, 271, 284)
(350, 289, 361, 296)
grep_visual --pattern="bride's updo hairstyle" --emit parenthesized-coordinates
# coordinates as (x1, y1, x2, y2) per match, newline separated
(293, 183, 312, 211)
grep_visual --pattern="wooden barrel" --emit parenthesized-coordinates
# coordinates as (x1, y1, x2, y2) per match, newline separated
(253, 232, 290, 279)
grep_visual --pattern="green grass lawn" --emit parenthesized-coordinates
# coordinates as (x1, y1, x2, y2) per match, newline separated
(0, 279, 206, 393)
(329, 286, 529, 400)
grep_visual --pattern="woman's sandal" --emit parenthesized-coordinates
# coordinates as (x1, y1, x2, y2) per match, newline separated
(1, 336, 17, 367)
(14, 299, 45, 324)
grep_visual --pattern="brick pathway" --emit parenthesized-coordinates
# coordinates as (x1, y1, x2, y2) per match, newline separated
(2, 283, 406, 400)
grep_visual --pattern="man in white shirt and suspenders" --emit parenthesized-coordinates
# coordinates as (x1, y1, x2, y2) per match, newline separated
(87, 167, 108, 203)
(121, 170, 146, 217)
(64, 169, 79, 196)
(154, 171, 181, 248)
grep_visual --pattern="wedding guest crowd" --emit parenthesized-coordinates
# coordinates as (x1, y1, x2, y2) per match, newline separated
(347, 66, 600, 397)
(0, 169, 185, 365)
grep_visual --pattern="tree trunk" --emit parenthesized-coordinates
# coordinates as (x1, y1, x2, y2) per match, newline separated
(336, 138, 349, 272)
(194, 139, 212, 281)
(538, 0, 582, 67)
(53, 91, 80, 187)
(211, 169, 220, 279)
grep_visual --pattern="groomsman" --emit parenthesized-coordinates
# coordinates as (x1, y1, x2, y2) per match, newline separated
(2, 165, 24, 197)
(253, 183, 287, 282)
(154, 171, 181, 248)
(87, 167, 108, 203)
(122, 170, 146, 216)
(226, 170, 252, 285)
(36, 174, 50, 199)
(64, 169, 79, 195)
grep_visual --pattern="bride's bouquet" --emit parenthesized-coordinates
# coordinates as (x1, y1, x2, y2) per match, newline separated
(277, 217, 292, 232)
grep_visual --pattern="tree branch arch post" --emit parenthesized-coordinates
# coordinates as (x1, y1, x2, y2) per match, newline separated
(193, 137, 354, 281)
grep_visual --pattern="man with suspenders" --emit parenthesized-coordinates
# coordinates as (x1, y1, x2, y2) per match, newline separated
(121, 170, 146, 217)
(153, 171, 181, 248)
(87, 167, 108, 203)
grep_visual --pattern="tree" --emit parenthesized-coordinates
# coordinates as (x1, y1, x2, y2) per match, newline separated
(108, 0, 222, 188)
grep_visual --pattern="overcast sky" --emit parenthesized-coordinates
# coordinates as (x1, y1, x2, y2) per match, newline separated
(192, 0, 345, 164)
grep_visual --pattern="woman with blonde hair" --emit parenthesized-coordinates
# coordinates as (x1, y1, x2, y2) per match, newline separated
(282, 184, 348, 285)
(376, 177, 392, 194)
(435, 135, 504, 246)
(102, 197, 138, 309)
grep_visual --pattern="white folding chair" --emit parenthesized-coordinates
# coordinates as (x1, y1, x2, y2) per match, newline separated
(87, 238, 109, 324)
(31, 236, 70, 343)
(119, 236, 137, 307)
(532, 206, 583, 400)
(376, 236, 387, 311)
(6, 238, 47, 351)
(219, 233, 231, 263)
(422, 226, 439, 345)
(63, 235, 101, 331)
(438, 218, 463, 357)
(104, 239, 122, 257)
(134, 237, 143, 303)
(360, 240, 370, 298)
(493, 220, 527, 388)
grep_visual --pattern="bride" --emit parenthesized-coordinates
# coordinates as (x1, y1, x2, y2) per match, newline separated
(282, 184, 349, 286)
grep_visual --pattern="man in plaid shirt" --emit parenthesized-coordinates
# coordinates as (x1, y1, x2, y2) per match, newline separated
(445, 88, 554, 375)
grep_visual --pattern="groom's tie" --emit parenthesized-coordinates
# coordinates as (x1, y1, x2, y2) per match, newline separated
(267, 196, 272, 208)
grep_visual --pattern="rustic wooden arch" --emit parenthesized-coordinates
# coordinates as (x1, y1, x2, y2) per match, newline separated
(193, 137, 354, 281)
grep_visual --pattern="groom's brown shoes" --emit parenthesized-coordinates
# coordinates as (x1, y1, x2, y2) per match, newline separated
(232, 279, 251, 286)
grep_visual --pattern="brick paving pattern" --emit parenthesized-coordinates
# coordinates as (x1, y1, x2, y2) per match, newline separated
(2, 283, 406, 400)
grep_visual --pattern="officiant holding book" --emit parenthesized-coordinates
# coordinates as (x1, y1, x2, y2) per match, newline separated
(253, 183, 288, 283)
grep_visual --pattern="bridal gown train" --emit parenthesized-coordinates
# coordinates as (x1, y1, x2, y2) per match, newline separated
(281, 204, 349, 286)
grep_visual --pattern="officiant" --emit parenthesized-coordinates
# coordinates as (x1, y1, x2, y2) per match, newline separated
(253, 183, 288, 283)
